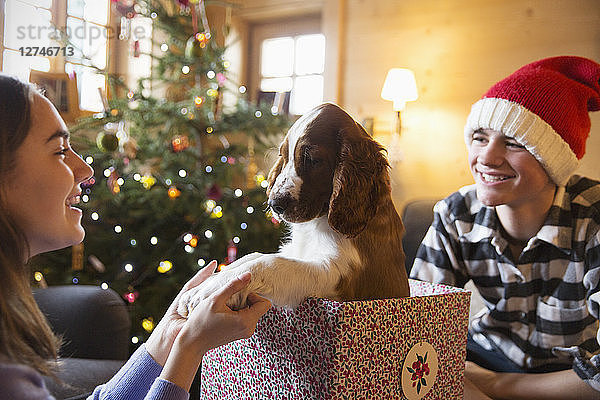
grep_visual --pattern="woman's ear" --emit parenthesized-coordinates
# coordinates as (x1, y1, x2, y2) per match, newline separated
(328, 122, 390, 237)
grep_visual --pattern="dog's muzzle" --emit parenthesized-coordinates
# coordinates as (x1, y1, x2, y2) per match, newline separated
(268, 195, 292, 216)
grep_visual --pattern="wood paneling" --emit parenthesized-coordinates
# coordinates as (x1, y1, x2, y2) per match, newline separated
(232, 0, 600, 209)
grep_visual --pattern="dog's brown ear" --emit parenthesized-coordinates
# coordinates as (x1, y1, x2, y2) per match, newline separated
(328, 121, 390, 237)
(266, 153, 284, 197)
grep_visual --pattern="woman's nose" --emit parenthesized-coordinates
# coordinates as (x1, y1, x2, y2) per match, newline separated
(71, 152, 94, 184)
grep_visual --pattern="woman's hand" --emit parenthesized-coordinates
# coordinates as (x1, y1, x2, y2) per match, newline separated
(145, 260, 221, 366)
(154, 262, 272, 392)
(176, 272, 272, 355)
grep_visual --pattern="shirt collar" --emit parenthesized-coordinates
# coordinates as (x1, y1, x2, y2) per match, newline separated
(536, 185, 573, 253)
(460, 185, 573, 254)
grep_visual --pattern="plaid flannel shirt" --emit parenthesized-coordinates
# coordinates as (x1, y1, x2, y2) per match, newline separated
(410, 175, 600, 391)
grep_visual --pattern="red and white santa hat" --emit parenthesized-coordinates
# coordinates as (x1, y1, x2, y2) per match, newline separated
(464, 56, 600, 185)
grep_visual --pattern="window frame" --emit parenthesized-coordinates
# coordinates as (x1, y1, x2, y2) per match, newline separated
(0, 0, 113, 113)
(247, 15, 322, 116)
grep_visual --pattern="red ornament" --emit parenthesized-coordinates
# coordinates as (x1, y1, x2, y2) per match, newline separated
(123, 291, 139, 303)
(107, 168, 120, 194)
(226, 240, 237, 264)
(112, 0, 136, 18)
(133, 40, 140, 57)
(82, 177, 96, 188)
(206, 183, 222, 201)
(171, 135, 190, 152)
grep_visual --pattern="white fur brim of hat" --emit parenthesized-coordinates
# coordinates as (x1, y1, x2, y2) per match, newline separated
(464, 97, 579, 186)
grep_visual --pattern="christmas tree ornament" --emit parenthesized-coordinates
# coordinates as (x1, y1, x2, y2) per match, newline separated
(157, 260, 173, 273)
(115, 120, 129, 144)
(226, 240, 237, 264)
(97, 130, 119, 152)
(210, 205, 223, 219)
(205, 199, 216, 212)
(142, 317, 155, 333)
(123, 291, 139, 303)
(171, 135, 190, 152)
(206, 183, 222, 200)
(33, 271, 48, 288)
(216, 72, 226, 87)
(71, 243, 84, 271)
(185, 32, 209, 59)
(82, 177, 96, 189)
(133, 40, 141, 57)
(88, 255, 106, 273)
(112, 0, 136, 19)
(107, 168, 121, 194)
(167, 186, 181, 198)
(184, 0, 211, 59)
(140, 174, 156, 189)
(123, 136, 138, 159)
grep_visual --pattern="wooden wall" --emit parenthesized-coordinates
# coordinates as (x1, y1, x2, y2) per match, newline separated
(231, 0, 600, 209)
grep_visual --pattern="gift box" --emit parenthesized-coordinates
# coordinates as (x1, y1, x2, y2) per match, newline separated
(201, 279, 471, 399)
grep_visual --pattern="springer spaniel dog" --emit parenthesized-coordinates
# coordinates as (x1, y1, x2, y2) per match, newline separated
(177, 103, 409, 315)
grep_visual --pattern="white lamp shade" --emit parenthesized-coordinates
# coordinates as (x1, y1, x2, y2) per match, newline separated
(381, 68, 418, 111)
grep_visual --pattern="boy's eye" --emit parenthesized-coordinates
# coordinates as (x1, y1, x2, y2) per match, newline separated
(472, 134, 486, 143)
(506, 141, 526, 149)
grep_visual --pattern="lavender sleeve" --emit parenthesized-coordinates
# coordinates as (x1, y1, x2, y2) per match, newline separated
(87, 344, 189, 400)
(0, 362, 55, 400)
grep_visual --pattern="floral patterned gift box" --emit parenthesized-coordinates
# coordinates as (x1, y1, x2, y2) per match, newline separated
(201, 279, 471, 400)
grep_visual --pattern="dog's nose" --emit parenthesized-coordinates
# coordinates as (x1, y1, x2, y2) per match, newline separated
(269, 197, 290, 215)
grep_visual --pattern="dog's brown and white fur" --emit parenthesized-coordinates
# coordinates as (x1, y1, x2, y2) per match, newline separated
(177, 103, 409, 315)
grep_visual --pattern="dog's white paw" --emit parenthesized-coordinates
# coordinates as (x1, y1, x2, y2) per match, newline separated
(177, 273, 223, 317)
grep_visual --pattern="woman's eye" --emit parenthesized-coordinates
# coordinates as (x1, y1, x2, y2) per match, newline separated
(57, 147, 68, 156)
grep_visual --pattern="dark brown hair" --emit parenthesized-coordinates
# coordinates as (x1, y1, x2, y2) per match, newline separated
(0, 74, 61, 376)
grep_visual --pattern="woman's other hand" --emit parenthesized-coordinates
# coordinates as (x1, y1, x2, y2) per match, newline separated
(152, 261, 271, 391)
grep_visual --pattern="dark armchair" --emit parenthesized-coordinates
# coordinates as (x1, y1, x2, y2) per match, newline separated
(33, 285, 131, 400)
(401, 199, 438, 274)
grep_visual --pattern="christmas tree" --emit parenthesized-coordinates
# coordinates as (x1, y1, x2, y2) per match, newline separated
(31, 0, 290, 345)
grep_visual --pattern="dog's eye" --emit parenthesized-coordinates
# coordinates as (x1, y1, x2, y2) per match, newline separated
(303, 151, 321, 168)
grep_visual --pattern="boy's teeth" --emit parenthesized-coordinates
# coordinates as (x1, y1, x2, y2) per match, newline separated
(482, 173, 508, 182)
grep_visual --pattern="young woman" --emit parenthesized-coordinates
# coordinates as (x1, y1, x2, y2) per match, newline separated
(411, 56, 600, 399)
(0, 74, 272, 399)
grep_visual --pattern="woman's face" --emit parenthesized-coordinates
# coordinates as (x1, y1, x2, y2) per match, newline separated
(468, 129, 555, 208)
(3, 93, 93, 258)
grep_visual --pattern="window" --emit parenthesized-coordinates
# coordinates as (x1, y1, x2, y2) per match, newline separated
(1, 0, 53, 80)
(1, 0, 111, 112)
(64, 0, 110, 112)
(259, 33, 325, 116)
